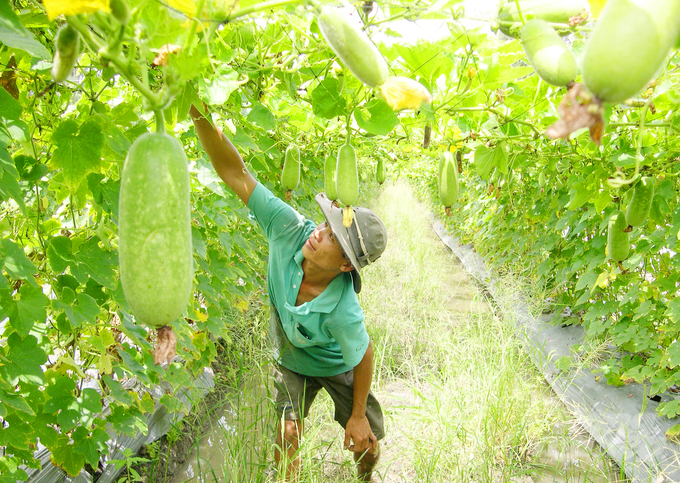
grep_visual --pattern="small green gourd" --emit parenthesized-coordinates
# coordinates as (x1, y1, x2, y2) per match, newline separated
(336, 142, 358, 206)
(376, 158, 385, 185)
(324, 154, 338, 201)
(51, 25, 81, 83)
(607, 210, 630, 263)
(625, 176, 654, 229)
(281, 145, 300, 200)
(438, 152, 458, 216)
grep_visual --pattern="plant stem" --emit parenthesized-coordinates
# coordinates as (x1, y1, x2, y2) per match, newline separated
(225, 0, 305, 21)
(66, 17, 163, 110)
(513, 0, 525, 24)
(155, 109, 165, 134)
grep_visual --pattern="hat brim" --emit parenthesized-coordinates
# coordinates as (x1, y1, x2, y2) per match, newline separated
(315, 193, 362, 294)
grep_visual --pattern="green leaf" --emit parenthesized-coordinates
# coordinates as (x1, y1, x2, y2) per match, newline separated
(232, 128, 259, 153)
(44, 375, 76, 414)
(1, 333, 47, 386)
(88, 174, 120, 218)
(566, 181, 596, 210)
(57, 409, 79, 432)
(659, 399, 680, 418)
(1, 238, 37, 280)
(575, 270, 598, 292)
(50, 118, 105, 192)
(474, 144, 507, 180)
(53, 292, 101, 328)
(0, 2, 24, 33)
(354, 99, 399, 136)
(72, 426, 109, 467)
(175, 82, 202, 123)
(198, 67, 241, 105)
(0, 414, 31, 451)
(102, 375, 135, 406)
(668, 340, 680, 367)
(106, 404, 146, 437)
(0, 386, 35, 416)
(482, 64, 534, 89)
(15, 155, 48, 183)
(49, 435, 86, 477)
(0, 24, 50, 60)
(311, 77, 346, 119)
(0, 284, 49, 337)
(0, 148, 26, 215)
(0, 87, 22, 121)
(71, 237, 118, 289)
(247, 102, 277, 131)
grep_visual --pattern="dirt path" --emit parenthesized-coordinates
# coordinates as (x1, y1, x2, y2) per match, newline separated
(161, 182, 619, 483)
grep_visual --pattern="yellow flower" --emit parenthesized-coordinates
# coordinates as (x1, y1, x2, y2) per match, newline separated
(588, 0, 608, 18)
(167, 0, 239, 22)
(44, 0, 110, 19)
(379, 76, 432, 111)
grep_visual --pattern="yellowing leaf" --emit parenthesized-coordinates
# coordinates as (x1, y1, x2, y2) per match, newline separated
(97, 354, 113, 374)
(235, 299, 249, 313)
(593, 271, 611, 291)
(194, 309, 209, 321)
(379, 76, 432, 111)
(44, 0, 110, 19)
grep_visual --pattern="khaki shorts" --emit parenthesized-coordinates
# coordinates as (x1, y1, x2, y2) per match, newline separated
(273, 364, 385, 440)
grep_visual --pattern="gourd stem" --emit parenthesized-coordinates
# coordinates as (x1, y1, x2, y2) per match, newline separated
(154, 110, 165, 134)
(513, 0, 525, 24)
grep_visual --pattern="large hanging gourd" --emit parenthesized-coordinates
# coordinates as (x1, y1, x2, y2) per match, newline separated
(582, 0, 680, 103)
(118, 133, 193, 330)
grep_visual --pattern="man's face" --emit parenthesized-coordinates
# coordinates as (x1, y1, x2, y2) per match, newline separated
(302, 222, 352, 272)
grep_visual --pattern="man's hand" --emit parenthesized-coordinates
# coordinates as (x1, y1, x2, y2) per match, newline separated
(344, 414, 377, 454)
(154, 325, 176, 365)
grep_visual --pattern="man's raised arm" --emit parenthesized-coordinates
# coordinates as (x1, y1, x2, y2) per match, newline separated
(190, 104, 257, 205)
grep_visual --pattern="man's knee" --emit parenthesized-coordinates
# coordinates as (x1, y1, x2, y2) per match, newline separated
(280, 419, 303, 444)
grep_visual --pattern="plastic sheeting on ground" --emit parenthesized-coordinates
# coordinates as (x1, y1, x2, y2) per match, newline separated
(431, 217, 680, 483)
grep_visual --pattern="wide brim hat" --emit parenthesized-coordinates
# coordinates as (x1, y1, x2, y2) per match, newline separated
(315, 193, 388, 293)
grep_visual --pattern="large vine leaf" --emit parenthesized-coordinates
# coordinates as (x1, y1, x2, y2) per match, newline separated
(0, 334, 48, 386)
(354, 99, 399, 136)
(0, 284, 50, 337)
(474, 143, 508, 181)
(311, 77, 346, 119)
(50, 117, 106, 193)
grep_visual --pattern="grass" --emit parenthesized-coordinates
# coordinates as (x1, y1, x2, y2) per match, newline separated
(141, 181, 625, 483)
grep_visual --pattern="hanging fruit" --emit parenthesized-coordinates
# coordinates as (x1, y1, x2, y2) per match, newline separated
(520, 19, 577, 87)
(438, 152, 458, 216)
(281, 145, 301, 201)
(336, 142, 359, 226)
(324, 154, 338, 202)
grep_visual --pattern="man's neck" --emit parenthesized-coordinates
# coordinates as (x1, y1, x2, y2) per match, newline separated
(300, 258, 342, 292)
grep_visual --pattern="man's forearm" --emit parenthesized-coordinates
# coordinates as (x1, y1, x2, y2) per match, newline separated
(189, 105, 256, 204)
(352, 340, 374, 417)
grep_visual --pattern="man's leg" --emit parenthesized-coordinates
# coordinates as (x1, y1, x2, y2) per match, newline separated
(354, 442, 380, 482)
(272, 365, 322, 482)
(275, 418, 303, 482)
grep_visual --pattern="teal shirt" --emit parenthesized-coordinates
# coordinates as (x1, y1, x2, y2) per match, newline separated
(247, 182, 369, 377)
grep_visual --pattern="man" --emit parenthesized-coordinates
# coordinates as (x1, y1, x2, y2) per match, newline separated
(190, 105, 387, 482)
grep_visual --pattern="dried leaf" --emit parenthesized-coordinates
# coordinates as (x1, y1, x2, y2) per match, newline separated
(152, 44, 182, 67)
(153, 326, 177, 365)
(545, 83, 604, 145)
(1, 56, 19, 100)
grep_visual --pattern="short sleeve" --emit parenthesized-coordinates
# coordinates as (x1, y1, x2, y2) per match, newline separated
(247, 182, 312, 242)
(328, 318, 369, 368)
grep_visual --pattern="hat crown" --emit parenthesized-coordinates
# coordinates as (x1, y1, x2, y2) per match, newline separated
(350, 207, 387, 269)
